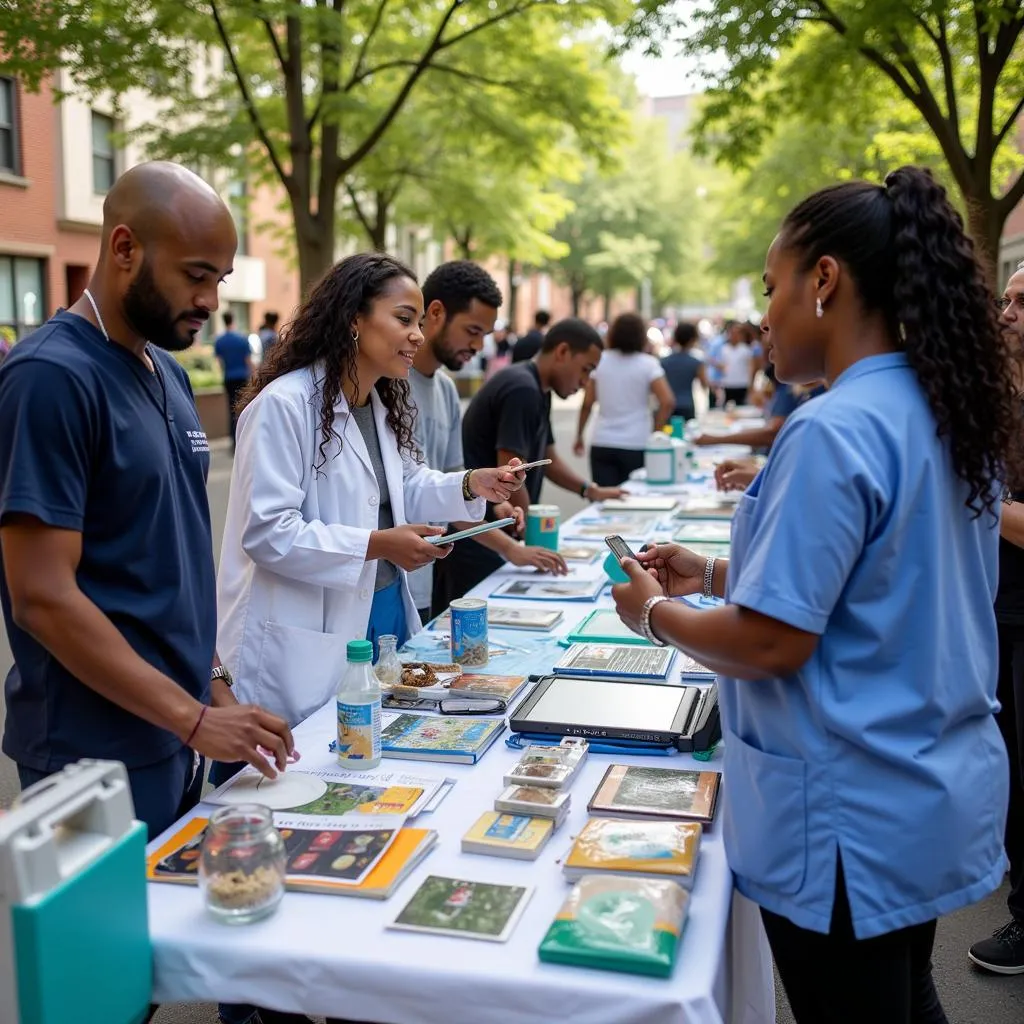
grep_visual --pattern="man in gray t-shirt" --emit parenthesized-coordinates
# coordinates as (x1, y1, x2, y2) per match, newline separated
(407, 262, 568, 619)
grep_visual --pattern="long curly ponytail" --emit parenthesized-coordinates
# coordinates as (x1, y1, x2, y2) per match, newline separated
(781, 166, 1020, 517)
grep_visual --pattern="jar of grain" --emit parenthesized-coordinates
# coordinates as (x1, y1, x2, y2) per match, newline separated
(199, 804, 286, 924)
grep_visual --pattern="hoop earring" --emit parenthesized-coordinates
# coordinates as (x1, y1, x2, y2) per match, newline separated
(352, 330, 359, 343)
(815, 297, 824, 319)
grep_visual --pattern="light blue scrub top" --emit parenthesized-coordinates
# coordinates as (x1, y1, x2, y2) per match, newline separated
(720, 352, 1008, 939)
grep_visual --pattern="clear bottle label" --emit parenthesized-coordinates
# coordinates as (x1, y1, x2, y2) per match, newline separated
(336, 698, 381, 761)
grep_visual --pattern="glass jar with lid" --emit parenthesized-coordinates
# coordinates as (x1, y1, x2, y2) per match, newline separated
(198, 803, 286, 924)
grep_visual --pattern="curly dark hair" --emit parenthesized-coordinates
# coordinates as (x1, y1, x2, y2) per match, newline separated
(422, 260, 502, 317)
(781, 166, 1021, 518)
(240, 252, 419, 474)
(607, 313, 648, 354)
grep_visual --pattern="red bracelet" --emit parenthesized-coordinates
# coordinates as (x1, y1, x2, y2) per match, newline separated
(184, 705, 208, 748)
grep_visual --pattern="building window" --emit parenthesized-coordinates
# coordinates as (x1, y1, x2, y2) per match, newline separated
(228, 301, 250, 334)
(227, 178, 249, 256)
(0, 256, 46, 341)
(91, 111, 116, 193)
(0, 77, 19, 175)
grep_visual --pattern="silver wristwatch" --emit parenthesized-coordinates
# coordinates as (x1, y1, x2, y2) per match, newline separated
(210, 665, 234, 687)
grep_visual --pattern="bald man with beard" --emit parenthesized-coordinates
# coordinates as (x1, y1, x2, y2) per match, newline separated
(0, 163, 294, 841)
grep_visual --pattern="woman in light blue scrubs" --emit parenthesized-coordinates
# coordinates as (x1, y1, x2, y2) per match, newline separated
(613, 166, 1022, 1022)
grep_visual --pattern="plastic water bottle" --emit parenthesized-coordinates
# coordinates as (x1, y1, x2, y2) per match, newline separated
(336, 639, 381, 769)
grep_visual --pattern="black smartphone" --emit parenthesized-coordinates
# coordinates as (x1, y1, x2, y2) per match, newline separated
(604, 534, 637, 565)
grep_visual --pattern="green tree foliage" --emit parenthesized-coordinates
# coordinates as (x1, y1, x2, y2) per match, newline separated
(549, 114, 714, 315)
(627, 0, 1024, 277)
(339, 32, 625, 268)
(2, 0, 629, 292)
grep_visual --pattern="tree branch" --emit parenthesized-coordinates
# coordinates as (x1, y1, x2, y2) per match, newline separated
(252, 0, 289, 74)
(345, 0, 390, 91)
(995, 92, 1024, 152)
(345, 183, 375, 238)
(997, 168, 1024, 221)
(339, 0, 463, 171)
(934, 13, 960, 144)
(807, 0, 973, 190)
(209, 0, 291, 194)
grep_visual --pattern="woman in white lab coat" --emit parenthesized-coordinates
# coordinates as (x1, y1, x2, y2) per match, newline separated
(215, 253, 523, 732)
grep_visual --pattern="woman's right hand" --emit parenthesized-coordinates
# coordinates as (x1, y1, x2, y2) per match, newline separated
(636, 542, 707, 597)
(368, 525, 452, 570)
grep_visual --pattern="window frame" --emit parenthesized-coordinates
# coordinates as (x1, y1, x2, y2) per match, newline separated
(0, 255, 47, 342)
(0, 76, 21, 176)
(90, 110, 117, 194)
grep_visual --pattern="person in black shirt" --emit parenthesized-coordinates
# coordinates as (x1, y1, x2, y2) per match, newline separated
(970, 261, 1024, 976)
(433, 318, 624, 610)
(511, 309, 550, 363)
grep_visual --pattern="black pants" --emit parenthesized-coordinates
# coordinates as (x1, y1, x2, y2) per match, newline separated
(723, 386, 748, 405)
(762, 858, 946, 1024)
(589, 446, 645, 488)
(708, 387, 720, 409)
(225, 377, 248, 451)
(996, 622, 1024, 923)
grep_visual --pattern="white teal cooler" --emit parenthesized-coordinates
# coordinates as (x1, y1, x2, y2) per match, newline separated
(0, 760, 151, 1024)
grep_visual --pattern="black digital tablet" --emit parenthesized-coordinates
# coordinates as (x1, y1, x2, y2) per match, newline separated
(509, 675, 720, 752)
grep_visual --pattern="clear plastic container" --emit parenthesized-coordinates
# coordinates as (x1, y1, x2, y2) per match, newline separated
(337, 638, 382, 769)
(199, 804, 286, 924)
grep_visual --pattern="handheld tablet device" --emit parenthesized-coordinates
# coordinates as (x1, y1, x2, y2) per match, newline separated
(427, 517, 517, 546)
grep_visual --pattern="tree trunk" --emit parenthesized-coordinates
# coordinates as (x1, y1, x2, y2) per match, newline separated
(571, 285, 583, 317)
(371, 191, 389, 252)
(507, 261, 520, 332)
(964, 193, 1003, 288)
(295, 217, 335, 297)
(602, 285, 612, 324)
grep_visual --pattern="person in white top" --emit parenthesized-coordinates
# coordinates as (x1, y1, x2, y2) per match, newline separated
(215, 253, 525, 740)
(574, 313, 675, 486)
(716, 321, 755, 404)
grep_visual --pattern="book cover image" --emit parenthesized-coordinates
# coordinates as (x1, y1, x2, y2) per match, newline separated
(449, 674, 528, 700)
(148, 819, 435, 898)
(462, 812, 553, 858)
(382, 714, 503, 753)
(671, 521, 732, 543)
(208, 767, 441, 817)
(430, 606, 563, 631)
(151, 815, 401, 887)
(588, 765, 721, 824)
(389, 875, 533, 942)
(555, 643, 674, 679)
(564, 819, 702, 879)
(501, 785, 567, 807)
(539, 876, 689, 978)
(567, 609, 652, 646)
(682, 541, 732, 559)
(491, 577, 604, 602)
(276, 819, 397, 882)
(558, 545, 603, 563)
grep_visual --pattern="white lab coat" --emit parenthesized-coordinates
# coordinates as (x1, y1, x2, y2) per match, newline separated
(217, 366, 485, 726)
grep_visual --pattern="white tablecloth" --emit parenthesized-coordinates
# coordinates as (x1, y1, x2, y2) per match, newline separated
(148, 485, 776, 1024)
